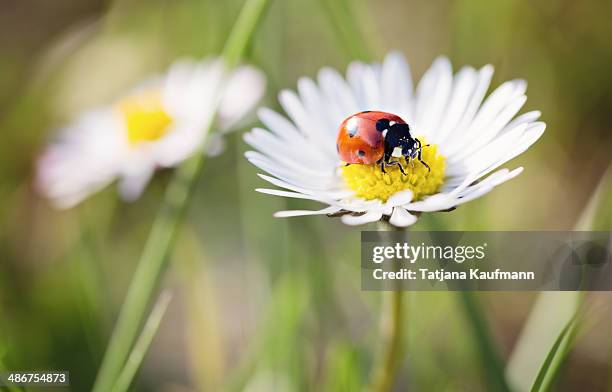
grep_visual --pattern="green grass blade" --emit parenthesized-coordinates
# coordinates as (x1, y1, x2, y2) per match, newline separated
(458, 290, 511, 392)
(506, 292, 581, 391)
(112, 291, 173, 392)
(222, 0, 271, 68)
(529, 316, 578, 392)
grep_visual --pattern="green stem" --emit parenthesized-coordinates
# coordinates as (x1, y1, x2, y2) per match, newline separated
(369, 289, 404, 392)
(530, 315, 579, 392)
(368, 222, 405, 392)
(91, 1, 270, 390)
(223, 0, 271, 68)
(458, 291, 511, 392)
(112, 291, 173, 392)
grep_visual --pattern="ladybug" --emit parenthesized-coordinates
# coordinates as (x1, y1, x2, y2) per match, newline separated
(336, 111, 430, 175)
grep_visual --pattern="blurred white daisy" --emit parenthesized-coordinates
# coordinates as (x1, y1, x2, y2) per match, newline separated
(37, 58, 265, 209)
(244, 51, 545, 227)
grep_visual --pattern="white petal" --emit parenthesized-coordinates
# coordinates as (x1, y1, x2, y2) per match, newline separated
(505, 110, 541, 130)
(152, 121, 207, 167)
(336, 198, 384, 214)
(279, 90, 336, 158)
(440, 64, 494, 150)
(317, 67, 359, 120)
(244, 128, 331, 172)
(433, 66, 478, 144)
(381, 51, 414, 119)
(274, 206, 341, 217)
(36, 109, 126, 208)
(408, 167, 523, 213)
(472, 122, 545, 180)
(389, 207, 418, 227)
(205, 133, 226, 157)
(445, 79, 527, 158)
(297, 77, 338, 145)
(245, 151, 335, 189)
(346, 61, 368, 108)
(256, 188, 333, 203)
(359, 64, 382, 110)
(162, 59, 199, 112)
(257, 107, 304, 142)
(118, 167, 154, 201)
(414, 56, 452, 139)
(218, 65, 266, 129)
(454, 185, 495, 206)
(449, 94, 527, 162)
(164, 58, 223, 118)
(385, 189, 414, 207)
(257, 174, 352, 198)
(404, 193, 456, 212)
(452, 121, 544, 181)
(453, 167, 522, 198)
(341, 210, 383, 225)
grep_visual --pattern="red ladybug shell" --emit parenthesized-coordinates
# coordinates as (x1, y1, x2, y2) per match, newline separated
(336, 111, 406, 164)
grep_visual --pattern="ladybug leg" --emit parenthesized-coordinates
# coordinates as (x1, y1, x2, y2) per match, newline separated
(416, 148, 431, 172)
(419, 158, 431, 172)
(385, 160, 407, 176)
(397, 161, 407, 176)
(414, 138, 431, 172)
(344, 163, 351, 167)
(377, 157, 388, 173)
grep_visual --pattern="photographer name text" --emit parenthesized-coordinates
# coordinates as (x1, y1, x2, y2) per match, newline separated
(371, 243, 535, 282)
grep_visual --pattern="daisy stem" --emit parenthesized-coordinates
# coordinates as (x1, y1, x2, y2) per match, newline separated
(370, 290, 404, 392)
(223, 0, 271, 68)
(369, 221, 405, 392)
(91, 1, 270, 391)
(111, 290, 173, 392)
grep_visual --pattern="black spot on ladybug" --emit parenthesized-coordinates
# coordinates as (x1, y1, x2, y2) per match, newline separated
(376, 118, 390, 132)
(358, 150, 366, 157)
(348, 128, 357, 137)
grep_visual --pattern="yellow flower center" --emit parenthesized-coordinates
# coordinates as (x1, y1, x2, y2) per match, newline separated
(341, 138, 445, 202)
(117, 90, 173, 145)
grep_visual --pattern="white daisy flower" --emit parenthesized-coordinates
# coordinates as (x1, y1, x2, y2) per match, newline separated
(37, 58, 265, 209)
(244, 51, 545, 227)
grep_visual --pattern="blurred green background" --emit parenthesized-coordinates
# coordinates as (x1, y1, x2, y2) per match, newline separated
(1, 0, 611, 391)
